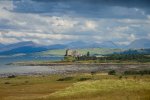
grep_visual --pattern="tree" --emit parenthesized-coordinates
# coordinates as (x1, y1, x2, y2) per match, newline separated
(87, 51, 90, 57)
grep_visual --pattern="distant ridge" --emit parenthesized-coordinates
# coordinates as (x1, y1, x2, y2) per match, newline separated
(0, 39, 150, 55)
(0, 41, 37, 52)
(67, 41, 118, 49)
(92, 41, 118, 48)
(127, 39, 150, 49)
(0, 43, 5, 48)
(0, 41, 47, 55)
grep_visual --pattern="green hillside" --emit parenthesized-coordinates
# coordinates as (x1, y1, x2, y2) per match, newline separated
(34, 48, 123, 56)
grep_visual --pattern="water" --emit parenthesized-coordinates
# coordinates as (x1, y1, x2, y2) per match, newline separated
(0, 55, 63, 65)
(0, 55, 63, 75)
(0, 55, 149, 76)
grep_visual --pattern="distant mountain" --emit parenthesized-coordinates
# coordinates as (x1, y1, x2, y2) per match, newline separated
(118, 48, 150, 55)
(0, 41, 48, 55)
(0, 41, 69, 55)
(46, 44, 67, 49)
(127, 39, 150, 49)
(67, 41, 118, 49)
(2, 39, 150, 55)
(67, 41, 92, 48)
(0, 41, 118, 55)
(0, 41, 37, 53)
(0, 46, 47, 55)
(91, 41, 118, 48)
(0, 43, 5, 48)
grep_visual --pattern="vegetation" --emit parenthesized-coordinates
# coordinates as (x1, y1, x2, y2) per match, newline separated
(13, 49, 150, 65)
(87, 51, 90, 57)
(63, 53, 150, 64)
(64, 56, 76, 62)
(124, 70, 150, 75)
(35, 48, 122, 56)
(0, 73, 149, 100)
(46, 79, 150, 100)
(57, 77, 73, 81)
(7, 75, 16, 78)
(105, 54, 150, 63)
(108, 70, 116, 75)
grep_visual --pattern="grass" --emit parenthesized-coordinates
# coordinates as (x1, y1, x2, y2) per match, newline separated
(47, 79, 150, 99)
(0, 75, 72, 100)
(35, 48, 122, 56)
(0, 74, 150, 100)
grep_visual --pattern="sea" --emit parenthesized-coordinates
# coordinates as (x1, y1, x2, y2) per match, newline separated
(0, 55, 63, 75)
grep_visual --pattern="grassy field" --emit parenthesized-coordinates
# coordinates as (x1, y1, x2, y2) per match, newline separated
(0, 74, 150, 100)
(34, 48, 122, 56)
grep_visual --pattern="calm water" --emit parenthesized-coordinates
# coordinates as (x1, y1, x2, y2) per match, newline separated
(1, 56, 149, 76)
(0, 56, 63, 75)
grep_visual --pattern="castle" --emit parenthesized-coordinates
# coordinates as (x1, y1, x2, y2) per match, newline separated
(65, 49, 82, 57)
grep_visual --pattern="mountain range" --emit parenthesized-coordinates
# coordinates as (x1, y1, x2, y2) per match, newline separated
(0, 41, 47, 55)
(127, 39, 150, 49)
(0, 43, 5, 48)
(0, 39, 150, 55)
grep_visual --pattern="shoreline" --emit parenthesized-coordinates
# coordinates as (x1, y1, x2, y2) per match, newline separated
(0, 71, 76, 78)
(9, 62, 150, 66)
(1, 63, 150, 78)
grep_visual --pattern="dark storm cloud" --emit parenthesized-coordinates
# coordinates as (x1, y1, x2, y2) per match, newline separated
(31, 0, 150, 8)
(11, 0, 150, 19)
(11, 0, 149, 19)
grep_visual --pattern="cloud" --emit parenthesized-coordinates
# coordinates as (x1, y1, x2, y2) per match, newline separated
(11, 0, 149, 19)
(0, 0, 150, 45)
(84, 21, 97, 30)
(31, 0, 150, 8)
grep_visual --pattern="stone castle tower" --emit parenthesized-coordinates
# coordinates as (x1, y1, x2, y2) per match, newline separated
(65, 49, 81, 57)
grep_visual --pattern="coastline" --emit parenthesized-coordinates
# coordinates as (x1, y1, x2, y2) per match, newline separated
(1, 62, 150, 78)
(9, 61, 150, 66)
(0, 72, 64, 78)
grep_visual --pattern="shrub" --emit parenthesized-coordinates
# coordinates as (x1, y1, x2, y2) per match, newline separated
(119, 76, 122, 79)
(7, 75, 16, 78)
(25, 81, 29, 83)
(57, 77, 73, 81)
(124, 70, 150, 75)
(108, 70, 116, 75)
(4, 82, 10, 84)
(91, 71, 97, 75)
(78, 78, 91, 81)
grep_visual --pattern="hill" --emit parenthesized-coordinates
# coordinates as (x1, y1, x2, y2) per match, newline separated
(0, 43, 5, 48)
(0, 41, 48, 55)
(127, 39, 150, 49)
(34, 48, 122, 56)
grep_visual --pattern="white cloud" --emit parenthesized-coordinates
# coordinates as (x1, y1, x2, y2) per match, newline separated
(83, 20, 97, 30)
(0, 1, 150, 45)
(128, 34, 136, 41)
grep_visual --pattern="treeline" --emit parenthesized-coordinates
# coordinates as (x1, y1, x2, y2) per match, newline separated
(124, 70, 150, 75)
(108, 70, 150, 75)
(119, 49, 150, 55)
(76, 56, 97, 61)
(107, 54, 150, 62)
(76, 54, 150, 62)
(96, 54, 150, 63)
(64, 53, 150, 63)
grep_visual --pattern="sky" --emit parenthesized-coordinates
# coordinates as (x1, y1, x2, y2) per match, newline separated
(0, 0, 150, 45)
